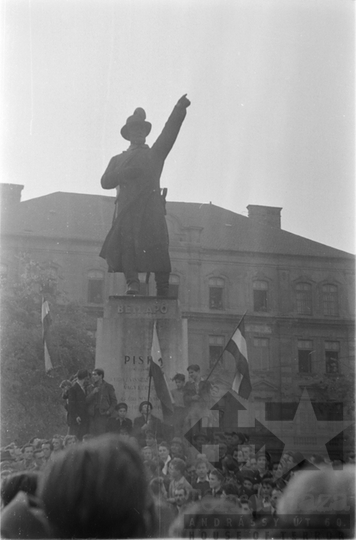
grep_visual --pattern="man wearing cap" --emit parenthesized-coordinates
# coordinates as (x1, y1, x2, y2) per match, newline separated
(100, 94, 191, 296)
(107, 403, 133, 435)
(67, 369, 90, 441)
(171, 373, 187, 436)
(133, 401, 163, 446)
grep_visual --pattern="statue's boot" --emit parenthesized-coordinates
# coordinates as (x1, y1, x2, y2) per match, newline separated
(126, 278, 140, 295)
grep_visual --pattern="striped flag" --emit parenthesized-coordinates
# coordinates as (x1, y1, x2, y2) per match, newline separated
(150, 322, 174, 414)
(41, 297, 53, 373)
(225, 319, 252, 399)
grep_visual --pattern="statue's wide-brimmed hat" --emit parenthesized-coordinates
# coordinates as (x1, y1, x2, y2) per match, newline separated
(121, 108, 152, 140)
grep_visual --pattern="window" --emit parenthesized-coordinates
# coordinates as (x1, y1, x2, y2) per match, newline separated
(253, 337, 270, 370)
(322, 284, 338, 316)
(209, 278, 224, 309)
(209, 335, 225, 367)
(325, 341, 340, 374)
(296, 283, 312, 315)
(253, 280, 268, 312)
(297, 340, 313, 373)
(87, 270, 104, 304)
(169, 275, 180, 298)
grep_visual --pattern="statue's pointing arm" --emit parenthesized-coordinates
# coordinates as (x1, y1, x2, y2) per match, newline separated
(152, 94, 191, 160)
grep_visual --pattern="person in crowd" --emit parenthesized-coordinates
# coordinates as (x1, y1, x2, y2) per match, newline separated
(51, 435, 63, 454)
(204, 468, 225, 498)
(41, 441, 53, 467)
(15, 444, 36, 472)
(171, 373, 187, 436)
(33, 449, 45, 471)
(270, 486, 283, 517)
(211, 441, 229, 471)
(191, 459, 210, 499)
(158, 441, 172, 476)
(67, 368, 90, 441)
(1, 490, 52, 539)
(240, 469, 256, 498)
(38, 433, 158, 538)
(172, 486, 189, 515)
(145, 430, 159, 458)
(249, 477, 273, 515)
(183, 364, 212, 433)
(170, 437, 186, 460)
(133, 401, 163, 446)
(107, 402, 133, 435)
(142, 445, 155, 463)
(63, 434, 78, 448)
(148, 477, 176, 539)
(86, 368, 118, 436)
(167, 458, 192, 502)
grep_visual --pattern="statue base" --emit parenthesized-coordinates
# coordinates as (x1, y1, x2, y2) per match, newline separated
(95, 296, 188, 419)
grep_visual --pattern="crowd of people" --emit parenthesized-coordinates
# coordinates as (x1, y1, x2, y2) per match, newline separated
(0, 365, 354, 538)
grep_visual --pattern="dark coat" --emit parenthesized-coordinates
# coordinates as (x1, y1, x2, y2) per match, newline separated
(67, 382, 89, 427)
(86, 381, 117, 417)
(133, 414, 164, 445)
(99, 105, 187, 273)
(106, 417, 133, 435)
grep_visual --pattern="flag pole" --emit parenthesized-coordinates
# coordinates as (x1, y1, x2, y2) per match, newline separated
(205, 310, 247, 384)
(146, 363, 153, 424)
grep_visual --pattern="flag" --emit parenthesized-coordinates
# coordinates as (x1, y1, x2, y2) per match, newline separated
(225, 319, 252, 399)
(150, 322, 174, 414)
(41, 297, 54, 373)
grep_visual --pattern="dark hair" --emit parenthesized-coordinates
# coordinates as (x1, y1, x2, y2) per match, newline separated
(42, 440, 53, 451)
(172, 373, 185, 382)
(39, 434, 157, 539)
(1, 472, 40, 507)
(93, 368, 104, 379)
(170, 458, 186, 474)
(209, 468, 224, 484)
(187, 364, 200, 372)
(139, 401, 153, 412)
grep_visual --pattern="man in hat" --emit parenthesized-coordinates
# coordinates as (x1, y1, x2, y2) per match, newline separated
(133, 401, 163, 446)
(100, 94, 191, 296)
(107, 402, 133, 435)
(67, 369, 90, 441)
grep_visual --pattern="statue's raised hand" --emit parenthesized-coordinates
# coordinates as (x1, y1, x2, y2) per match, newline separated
(177, 94, 191, 109)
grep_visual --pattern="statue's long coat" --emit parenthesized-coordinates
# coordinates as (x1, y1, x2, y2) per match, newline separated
(100, 105, 187, 273)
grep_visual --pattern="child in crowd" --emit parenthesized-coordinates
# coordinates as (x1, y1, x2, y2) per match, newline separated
(191, 459, 210, 499)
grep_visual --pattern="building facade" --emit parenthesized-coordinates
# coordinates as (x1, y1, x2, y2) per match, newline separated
(1, 183, 355, 416)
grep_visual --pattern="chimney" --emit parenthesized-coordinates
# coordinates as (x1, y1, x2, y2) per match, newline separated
(247, 204, 282, 229)
(0, 183, 24, 211)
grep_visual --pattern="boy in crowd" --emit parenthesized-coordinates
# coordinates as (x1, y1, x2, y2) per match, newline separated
(205, 468, 225, 498)
(191, 459, 210, 499)
(107, 402, 133, 435)
(171, 373, 187, 436)
(167, 458, 192, 502)
(249, 477, 273, 515)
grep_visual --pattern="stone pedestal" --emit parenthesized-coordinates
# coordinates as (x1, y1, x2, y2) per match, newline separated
(95, 296, 188, 419)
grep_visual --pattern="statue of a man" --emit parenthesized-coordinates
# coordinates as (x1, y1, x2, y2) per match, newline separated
(100, 94, 191, 296)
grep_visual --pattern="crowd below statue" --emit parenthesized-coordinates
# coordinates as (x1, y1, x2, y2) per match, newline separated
(0, 366, 354, 538)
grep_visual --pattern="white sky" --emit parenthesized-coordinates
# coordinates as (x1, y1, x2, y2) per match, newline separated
(1, 0, 355, 253)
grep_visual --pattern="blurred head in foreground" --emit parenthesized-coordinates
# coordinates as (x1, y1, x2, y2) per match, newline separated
(39, 434, 157, 538)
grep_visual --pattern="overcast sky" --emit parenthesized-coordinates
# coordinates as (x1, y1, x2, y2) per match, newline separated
(1, 0, 355, 253)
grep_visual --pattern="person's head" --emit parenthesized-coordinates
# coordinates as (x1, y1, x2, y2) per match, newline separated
(240, 500, 252, 515)
(22, 445, 34, 461)
(92, 368, 104, 383)
(52, 435, 62, 452)
(249, 455, 257, 470)
(224, 432, 233, 445)
(209, 469, 224, 490)
(169, 458, 186, 480)
(139, 401, 153, 416)
(63, 435, 77, 448)
(271, 487, 283, 509)
(77, 369, 89, 382)
(218, 443, 227, 458)
(187, 364, 201, 382)
(1, 471, 40, 507)
(256, 453, 268, 470)
(174, 487, 188, 507)
(121, 108, 152, 145)
(170, 438, 184, 457)
(158, 442, 170, 462)
(233, 448, 244, 463)
(172, 373, 185, 389)
(41, 441, 53, 459)
(115, 403, 128, 419)
(142, 446, 153, 462)
(145, 431, 156, 447)
(33, 449, 44, 467)
(39, 434, 157, 539)
(149, 477, 167, 499)
(195, 460, 208, 480)
(261, 478, 274, 498)
(232, 432, 246, 446)
(242, 478, 253, 491)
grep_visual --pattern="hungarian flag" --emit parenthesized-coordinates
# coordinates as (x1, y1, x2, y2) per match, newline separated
(225, 319, 252, 399)
(41, 298, 54, 372)
(150, 322, 174, 415)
